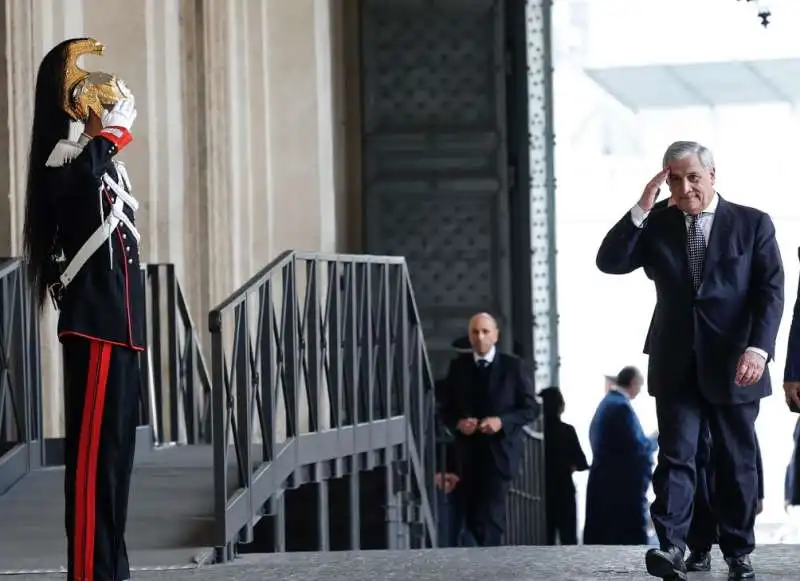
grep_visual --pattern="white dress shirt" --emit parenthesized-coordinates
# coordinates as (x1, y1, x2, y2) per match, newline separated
(629, 193, 767, 362)
(610, 386, 631, 400)
(474, 345, 496, 365)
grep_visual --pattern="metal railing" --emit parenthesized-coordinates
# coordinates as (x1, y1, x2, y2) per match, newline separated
(505, 425, 546, 545)
(142, 264, 212, 446)
(0, 259, 42, 494)
(209, 251, 437, 561)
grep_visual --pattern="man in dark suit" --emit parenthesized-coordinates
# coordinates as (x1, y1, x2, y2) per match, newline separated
(584, 366, 657, 545)
(685, 429, 764, 571)
(438, 312, 538, 546)
(644, 242, 766, 572)
(596, 141, 784, 581)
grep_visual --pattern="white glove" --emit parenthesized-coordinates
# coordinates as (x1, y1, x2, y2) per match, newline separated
(102, 97, 137, 131)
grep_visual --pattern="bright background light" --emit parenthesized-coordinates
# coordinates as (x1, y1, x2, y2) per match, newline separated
(551, 0, 800, 542)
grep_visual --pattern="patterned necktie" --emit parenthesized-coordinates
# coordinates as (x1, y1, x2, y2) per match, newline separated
(687, 214, 706, 290)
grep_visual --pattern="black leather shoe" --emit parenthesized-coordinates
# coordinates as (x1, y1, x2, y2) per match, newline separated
(645, 546, 687, 580)
(685, 550, 711, 572)
(726, 555, 755, 580)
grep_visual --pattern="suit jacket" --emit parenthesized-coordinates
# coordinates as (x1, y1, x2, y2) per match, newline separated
(784, 247, 800, 383)
(438, 352, 538, 480)
(544, 418, 588, 499)
(583, 390, 656, 545)
(597, 196, 784, 404)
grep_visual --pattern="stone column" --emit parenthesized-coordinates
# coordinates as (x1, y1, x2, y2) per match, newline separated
(25, 0, 89, 438)
(2, 0, 352, 441)
(82, 0, 188, 271)
(177, 0, 211, 336)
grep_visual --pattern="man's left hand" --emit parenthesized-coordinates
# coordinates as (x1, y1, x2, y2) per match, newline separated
(735, 351, 766, 387)
(479, 416, 502, 434)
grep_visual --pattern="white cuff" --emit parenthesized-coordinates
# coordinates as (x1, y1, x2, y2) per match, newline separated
(745, 346, 768, 361)
(630, 204, 650, 228)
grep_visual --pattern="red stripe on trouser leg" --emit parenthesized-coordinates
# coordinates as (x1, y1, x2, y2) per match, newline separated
(73, 342, 100, 581)
(73, 341, 112, 581)
(84, 343, 112, 579)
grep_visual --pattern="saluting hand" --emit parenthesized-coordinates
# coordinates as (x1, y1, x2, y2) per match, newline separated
(102, 96, 137, 132)
(637, 167, 670, 212)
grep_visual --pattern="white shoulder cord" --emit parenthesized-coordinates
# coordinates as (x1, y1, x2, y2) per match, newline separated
(45, 138, 142, 296)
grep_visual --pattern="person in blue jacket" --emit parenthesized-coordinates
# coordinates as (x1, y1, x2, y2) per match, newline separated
(583, 366, 657, 545)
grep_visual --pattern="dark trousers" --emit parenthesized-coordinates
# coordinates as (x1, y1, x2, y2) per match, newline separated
(687, 421, 717, 552)
(436, 489, 477, 547)
(650, 385, 759, 558)
(461, 457, 512, 546)
(546, 493, 578, 545)
(63, 338, 141, 581)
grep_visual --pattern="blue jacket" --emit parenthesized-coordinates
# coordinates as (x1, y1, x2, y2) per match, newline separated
(583, 390, 656, 545)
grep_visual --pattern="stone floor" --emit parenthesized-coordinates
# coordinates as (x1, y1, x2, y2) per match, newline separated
(0, 448, 220, 573)
(15, 545, 798, 581)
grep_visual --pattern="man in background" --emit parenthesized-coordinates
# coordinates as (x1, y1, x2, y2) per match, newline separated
(438, 313, 537, 546)
(584, 366, 657, 545)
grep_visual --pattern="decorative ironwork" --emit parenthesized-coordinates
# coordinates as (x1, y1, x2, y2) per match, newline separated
(0, 259, 42, 494)
(142, 264, 212, 446)
(360, 0, 515, 378)
(505, 427, 546, 545)
(526, 0, 559, 391)
(523, 0, 555, 544)
(209, 251, 437, 562)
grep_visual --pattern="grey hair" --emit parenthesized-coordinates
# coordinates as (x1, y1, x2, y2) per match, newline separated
(662, 141, 715, 170)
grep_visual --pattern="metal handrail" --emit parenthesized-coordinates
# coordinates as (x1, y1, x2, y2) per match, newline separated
(505, 426, 546, 545)
(209, 251, 407, 322)
(208, 251, 438, 561)
(143, 264, 212, 446)
(0, 258, 42, 494)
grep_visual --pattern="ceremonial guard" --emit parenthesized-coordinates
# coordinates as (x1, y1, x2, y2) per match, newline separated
(23, 38, 143, 581)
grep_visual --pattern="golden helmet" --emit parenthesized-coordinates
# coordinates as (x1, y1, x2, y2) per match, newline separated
(61, 38, 129, 122)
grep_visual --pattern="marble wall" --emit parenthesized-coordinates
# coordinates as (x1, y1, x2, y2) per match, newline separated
(0, 0, 358, 437)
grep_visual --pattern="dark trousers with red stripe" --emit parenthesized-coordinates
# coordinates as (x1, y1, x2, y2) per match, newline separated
(63, 337, 141, 581)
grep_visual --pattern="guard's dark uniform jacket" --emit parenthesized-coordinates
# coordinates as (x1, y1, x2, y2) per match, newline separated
(46, 134, 144, 350)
